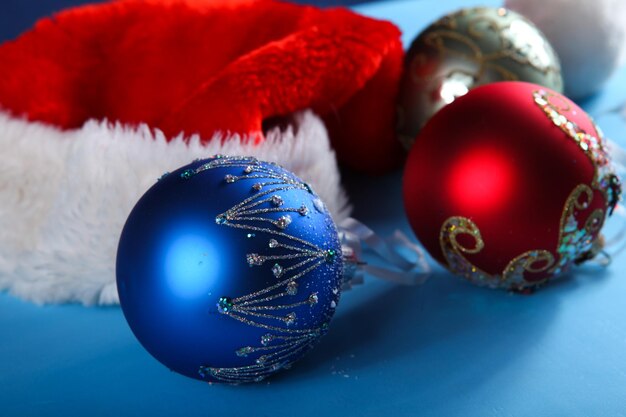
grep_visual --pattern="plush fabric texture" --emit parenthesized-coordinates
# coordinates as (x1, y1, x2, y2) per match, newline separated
(0, 111, 349, 305)
(0, 0, 403, 305)
(0, 0, 404, 172)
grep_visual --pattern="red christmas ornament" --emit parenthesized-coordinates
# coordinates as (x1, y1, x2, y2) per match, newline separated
(403, 81, 621, 291)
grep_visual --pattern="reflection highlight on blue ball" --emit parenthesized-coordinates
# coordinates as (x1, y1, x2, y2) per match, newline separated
(164, 232, 221, 299)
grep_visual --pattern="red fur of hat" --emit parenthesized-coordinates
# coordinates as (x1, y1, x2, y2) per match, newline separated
(0, 0, 404, 172)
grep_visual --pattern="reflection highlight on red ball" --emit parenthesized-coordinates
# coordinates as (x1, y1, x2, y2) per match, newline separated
(447, 147, 515, 213)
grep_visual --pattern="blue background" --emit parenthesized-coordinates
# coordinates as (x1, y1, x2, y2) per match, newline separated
(2, 0, 626, 416)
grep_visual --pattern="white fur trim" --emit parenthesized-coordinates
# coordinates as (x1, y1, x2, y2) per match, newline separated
(506, 0, 626, 98)
(0, 111, 350, 305)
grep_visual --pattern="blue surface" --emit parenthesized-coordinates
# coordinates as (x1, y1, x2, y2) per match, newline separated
(2, 0, 626, 416)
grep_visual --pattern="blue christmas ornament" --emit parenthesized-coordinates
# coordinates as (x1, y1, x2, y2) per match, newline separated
(116, 156, 343, 383)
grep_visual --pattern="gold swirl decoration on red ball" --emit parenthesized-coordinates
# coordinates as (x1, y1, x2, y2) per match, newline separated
(440, 216, 555, 290)
(439, 90, 622, 291)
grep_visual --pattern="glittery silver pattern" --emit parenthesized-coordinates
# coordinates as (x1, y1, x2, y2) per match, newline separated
(284, 312, 296, 325)
(275, 215, 292, 229)
(271, 263, 284, 278)
(271, 195, 284, 207)
(286, 281, 298, 295)
(189, 156, 337, 383)
(236, 347, 253, 357)
(261, 334, 273, 346)
(397, 6, 563, 149)
(246, 253, 264, 266)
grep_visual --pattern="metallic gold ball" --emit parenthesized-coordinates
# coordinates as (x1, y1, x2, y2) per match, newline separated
(397, 7, 563, 149)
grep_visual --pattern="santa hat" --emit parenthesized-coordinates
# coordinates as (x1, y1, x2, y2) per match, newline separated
(0, 0, 404, 305)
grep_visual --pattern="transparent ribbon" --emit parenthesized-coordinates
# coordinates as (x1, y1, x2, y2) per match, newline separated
(338, 217, 430, 289)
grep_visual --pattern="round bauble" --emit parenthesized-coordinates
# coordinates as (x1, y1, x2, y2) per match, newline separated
(116, 156, 343, 383)
(403, 82, 621, 291)
(397, 7, 563, 149)
(506, 0, 626, 99)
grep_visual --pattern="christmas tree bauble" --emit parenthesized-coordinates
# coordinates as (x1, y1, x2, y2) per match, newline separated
(397, 7, 563, 149)
(403, 82, 621, 291)
(116, 156, 343, 383)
